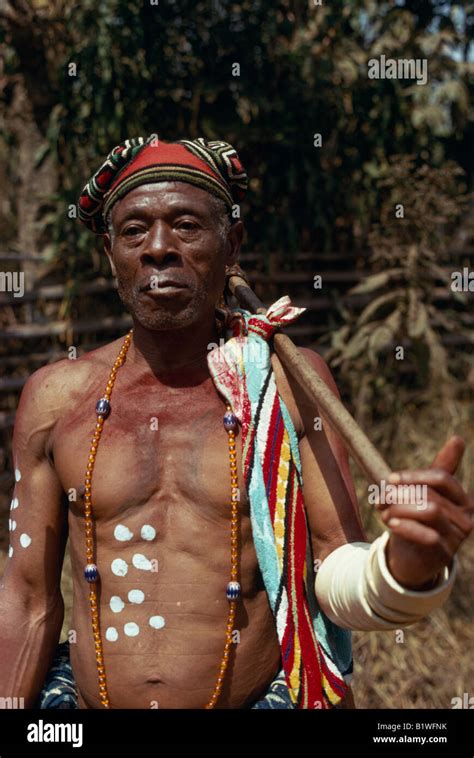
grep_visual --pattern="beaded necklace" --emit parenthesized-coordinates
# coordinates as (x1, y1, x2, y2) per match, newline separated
(83, 328, 241, 709)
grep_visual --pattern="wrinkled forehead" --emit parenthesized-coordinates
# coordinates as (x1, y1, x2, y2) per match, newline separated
(108, 182, 218, 226)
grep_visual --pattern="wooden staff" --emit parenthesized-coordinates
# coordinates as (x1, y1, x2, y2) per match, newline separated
(226, 271, 392, 485)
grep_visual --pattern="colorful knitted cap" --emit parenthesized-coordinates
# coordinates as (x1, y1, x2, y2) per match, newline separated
(78, 135, 248, 234)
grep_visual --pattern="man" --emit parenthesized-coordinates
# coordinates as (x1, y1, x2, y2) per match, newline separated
(0, 136, 472, 709)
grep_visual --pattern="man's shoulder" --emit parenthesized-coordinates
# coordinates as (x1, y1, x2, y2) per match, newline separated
(270, 345, 337, 395)
(292, 347, 341, 398)
(270, 346, 339, 437)
(16, 336, 126, 425)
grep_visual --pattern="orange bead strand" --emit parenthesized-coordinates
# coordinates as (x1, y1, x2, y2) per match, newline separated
(82, 330, 240, 709)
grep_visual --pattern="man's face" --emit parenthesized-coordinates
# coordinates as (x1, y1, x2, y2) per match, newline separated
(104, 182, 243, 331)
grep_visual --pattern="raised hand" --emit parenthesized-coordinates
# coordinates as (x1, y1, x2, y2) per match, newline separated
(375, 436, 473, 590)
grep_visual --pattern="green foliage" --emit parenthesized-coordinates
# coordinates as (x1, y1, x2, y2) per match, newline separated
(1, 0, 472, 277)
(325, 157, 472, 431)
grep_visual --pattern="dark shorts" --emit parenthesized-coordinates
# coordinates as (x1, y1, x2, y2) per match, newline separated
(36, 642, 295, 710)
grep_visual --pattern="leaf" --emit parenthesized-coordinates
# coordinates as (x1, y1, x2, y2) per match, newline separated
(407, 290, 428, 339)
(425, 326, 449, 379)
(429, 263, 454, 287)
(33, 144, 50, 169)
(331, 324, 350, 351)
(42, 244, 58, 263)
(342, 325, 373, 360)
(385, 308, 402, 335)
(368, 324, 393, 364)
(349, 271, 394, 295)
(356, 289, 403, 327)
(367, 309, 402, 364)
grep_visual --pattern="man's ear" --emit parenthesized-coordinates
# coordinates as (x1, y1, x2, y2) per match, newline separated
(225, 220, 244, 267)
(103, 233, 117, 277)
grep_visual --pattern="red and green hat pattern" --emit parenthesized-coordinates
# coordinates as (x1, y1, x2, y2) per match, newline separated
(78, 135, 248, 235)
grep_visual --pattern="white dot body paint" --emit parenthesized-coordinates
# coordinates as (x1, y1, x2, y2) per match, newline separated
(110, 596, 125, 613)
(105, 627, 118, 642)
(128, 589, 145, 604)
(140, 524, 156, 541)
(20, 533, 31, 548)
(132, 554, 153, 571)
(149, 615, 165, 629)
(9, 520, 16, 531)
(14, 469, 21, 482)
(124, 622, 140, 637)
(111, 558, 128, 577)
(8, 546, 13, 558)
(10, 497, 19, 510)
(114, 524, 133, 542)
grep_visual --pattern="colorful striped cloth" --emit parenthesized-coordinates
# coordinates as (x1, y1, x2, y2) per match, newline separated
(207, 295, 353, 709)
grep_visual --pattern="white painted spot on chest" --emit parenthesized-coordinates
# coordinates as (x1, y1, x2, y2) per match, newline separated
(132, 554, 153, 571)
(114, 524, 133, 541)
(128, 589, 145, 604)
(20, 533, 31, 548)
(9, 519, 16, 531)
(105, 627, 118, 642)
(14, 469, 21, 482)
(10, 497, 19, 510)
(8, 545, 13, 558)
(140, 524, 156, 541)
(110, 596, 125, 613)
(149, 615, 165, 629)
(124, 622, 140, 637)
(111, 558, 128, 577)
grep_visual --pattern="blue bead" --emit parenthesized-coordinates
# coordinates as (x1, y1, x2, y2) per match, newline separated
(84, 563, 99, 582)
(226, 581, 241, 600)
(96, 398, 110, 418)
(223, 411, 238, 432)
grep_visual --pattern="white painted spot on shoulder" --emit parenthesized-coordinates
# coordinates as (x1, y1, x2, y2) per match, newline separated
(9, 520, 16, 531)
(140, 524, 156, 541)
(124, 622, 140, 637)
(105, 627, 118, 642)
(20, 533, 31, 548)
(111, 558, 128, 576)
(10, 498, 19, 510)
(132, 554, 153, 571)
(110, 596, 125, 613)
(128, 589, 145, 604)
(14, 469, 21, 482)
(149, 615, 165, 630)
(114, 524, 133, 541)
(8, 545, 13, 558)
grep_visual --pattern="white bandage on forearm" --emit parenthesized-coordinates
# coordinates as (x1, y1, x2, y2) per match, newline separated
(314, 530, 458, 631)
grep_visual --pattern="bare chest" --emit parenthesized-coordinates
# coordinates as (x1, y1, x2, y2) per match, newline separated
(52, 375, 249, 528)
